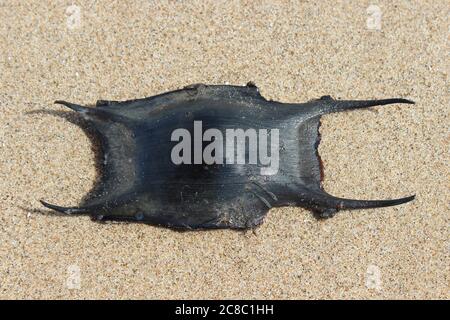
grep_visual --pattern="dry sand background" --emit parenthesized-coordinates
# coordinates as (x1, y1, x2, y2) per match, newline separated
(0, 0, 448, 299)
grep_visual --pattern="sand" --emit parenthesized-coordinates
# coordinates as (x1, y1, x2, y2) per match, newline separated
(0, 0, 448, 299)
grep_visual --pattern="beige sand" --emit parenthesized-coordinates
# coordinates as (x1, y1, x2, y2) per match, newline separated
(0, 0, 448, 299)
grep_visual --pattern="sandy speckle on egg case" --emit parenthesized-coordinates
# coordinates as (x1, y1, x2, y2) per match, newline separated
(0, 1, 448, 299)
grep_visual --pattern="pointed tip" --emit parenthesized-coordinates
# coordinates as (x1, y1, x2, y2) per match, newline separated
(327, 97, 415, 113)
(374, 194, 416, 208)
(400, 99, 415, 105)
(381, 98, 415, 105)
(40, 200, 71, 214)
(40, 200, 87, 215)
(54, 100, 88, 113)
(394, 194, 416, 204)
(338, 194, 416, 210)
(314, 192, 416, 212)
